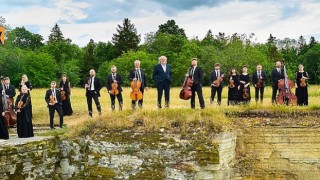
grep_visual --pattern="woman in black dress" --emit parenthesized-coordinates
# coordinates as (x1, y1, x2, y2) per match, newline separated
(295, 64, 309, 106)
(19, 74, 33, 117)
(239, 66, 251, 104)
(59, 74, 73, 116)
(15, 85, 34, 138)
(227, 68, 240, 105)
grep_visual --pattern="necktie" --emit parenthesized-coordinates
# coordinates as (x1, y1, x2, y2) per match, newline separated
(258, 72, 260, 79)
(137, 70, 141, 81)
(90, 77, 94, 90)
(112, 74, 115, 81)
(6, 85, 8, 90)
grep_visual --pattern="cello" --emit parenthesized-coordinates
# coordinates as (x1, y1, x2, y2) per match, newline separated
(179, 68, 193, 100)
(276, 60, 297, 105)
(1, 78, 17, 127)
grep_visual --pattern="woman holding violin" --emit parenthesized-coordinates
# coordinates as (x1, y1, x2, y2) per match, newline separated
(252, 64, 267, 104)
(128, 60, 148, 110)
(19, 74, 33, 117)
(295, 64, 309, 106)
(227, 68, 240, 106)
(239, 66, 251, 104)
(15, 85, 34, 138)
(106, 65, 123, 111)
(59, 74, 73, 116)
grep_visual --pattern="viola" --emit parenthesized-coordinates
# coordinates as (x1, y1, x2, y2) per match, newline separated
(60, 90, 67, 101)
(17, 100, 24, 109)
(276, 61, 297, 105)
(256, 78, 263, 89)
(130, 80, 143, 101)
(212, 75, 224, 87)
(179, 76, 193, 100)
(243, 87, 249, 99)
(229, 78, 235, 88)
(300, 77, 306, 87)
(110, 82, 119, 95)
(50, 95, 56, 104)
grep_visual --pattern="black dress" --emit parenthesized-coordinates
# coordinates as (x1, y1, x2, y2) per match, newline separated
(239, 74, 251, 103)
(59, 80, 73, 116)
(19, 81, 33, 117)
(0, 95, 9, 140)
(15, 93, 34, 138)
(295, 71, 308, 106)
(227, 75, 240, 105)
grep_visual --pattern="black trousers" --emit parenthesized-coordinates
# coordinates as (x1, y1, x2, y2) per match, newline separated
(132, 88, 144, 108)
(87, 91, 101, 113)
(191, 84, 205, 109)
(272, 85, 278, 103)
(255, 87, 265, 102)
(49, 104, 63, 128)
(110, 93, 123, 110)
(211, 86, 222, 105)
(156, 80, 170, 106)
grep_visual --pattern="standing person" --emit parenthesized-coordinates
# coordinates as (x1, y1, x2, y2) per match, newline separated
(252, 64, 267, 104)
(239, 66, 251, 104)
(0, 77, 9, 139)
(189, 58, 205, 109)
(106, 65, 123, 111)
(271, 61, 284, 104)
(19, 74, 33, 117)
(295, 64, 309, 106)
(1, 77, 16, 101)
(15, 85, 34, 138)
(128, 60, 148, 110)
(210, 63, 224, 105)
(227, 68, 240, 106)
(84, 69, 102, 117)
(45, 81, 63, 130)
(59, 74, 73, 116)
(153, 56, 172, 109)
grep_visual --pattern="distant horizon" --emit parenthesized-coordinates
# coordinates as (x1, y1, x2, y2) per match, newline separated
(2, 0, 320, 46)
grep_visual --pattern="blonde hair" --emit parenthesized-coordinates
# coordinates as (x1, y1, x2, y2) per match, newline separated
(22, 74, 28, 82)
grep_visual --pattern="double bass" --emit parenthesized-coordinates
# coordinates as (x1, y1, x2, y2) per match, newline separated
(276, 60, 297, 105)
(179, 69, 193, 100)
(1, 78, 17, 127)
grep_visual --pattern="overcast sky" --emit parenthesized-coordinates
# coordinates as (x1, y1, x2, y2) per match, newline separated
(1, 0, 319, 46)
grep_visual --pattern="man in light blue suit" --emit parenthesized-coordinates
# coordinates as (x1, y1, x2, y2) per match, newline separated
(153, 56, 172, 109)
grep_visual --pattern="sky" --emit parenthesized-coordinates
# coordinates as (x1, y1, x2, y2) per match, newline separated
(1, 0, 320, 47)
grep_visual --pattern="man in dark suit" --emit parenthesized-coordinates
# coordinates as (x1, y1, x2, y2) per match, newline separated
(84, 69, 102, 116)
(129, 60, 148, 110)
(45, 81, 63, 129)
(0, 77, 16, 112)
(271, 61, 284, 104)
(153, 56, 172, 109)
(106, 65, 123, 111)
(210, 63, 224, 105)
(252, 64, 267, 103)
(189, 58, 205, 109)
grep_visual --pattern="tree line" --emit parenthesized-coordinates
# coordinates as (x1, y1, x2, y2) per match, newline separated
(0, 16, 319, 88)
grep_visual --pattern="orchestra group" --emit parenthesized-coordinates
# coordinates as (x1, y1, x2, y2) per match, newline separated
(0, 56, 310, 140)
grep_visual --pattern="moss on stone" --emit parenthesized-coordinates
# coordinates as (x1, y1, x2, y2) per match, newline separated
(77, 166, 116, 178)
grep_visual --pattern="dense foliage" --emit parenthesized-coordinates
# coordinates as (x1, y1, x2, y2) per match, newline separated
(0, 17, 319, 88)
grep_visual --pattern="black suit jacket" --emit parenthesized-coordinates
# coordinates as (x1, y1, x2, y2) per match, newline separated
(189, 66, 204, 85)
(106, 73, 123, 92)
(252, 71, 267, 87)
(0, 84, 16, 99)
(129, 68, 148, 89)
(84, 77, 102, 97)
(271, 68, 284, 87)
(153, 64, 172, 84)
(210, 70, 224, 87)
(45, 88, 62, 106)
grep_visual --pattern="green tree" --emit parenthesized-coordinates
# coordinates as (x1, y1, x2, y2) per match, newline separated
(157, 20, 186, 38)
(9, 27, 44, 50)
(95, 41, 116, 66)
(82, 39, 96, 77)
(266, 34, 282, 61)
(112, 18, 140, 57)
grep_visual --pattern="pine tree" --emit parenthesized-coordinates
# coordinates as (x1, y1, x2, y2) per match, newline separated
(48, 23, 65, 43)
(82, 39, 96, 77)
(112, 18, 140, 57)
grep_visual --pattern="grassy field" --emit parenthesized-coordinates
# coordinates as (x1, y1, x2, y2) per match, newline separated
(29, 85, 320, 129)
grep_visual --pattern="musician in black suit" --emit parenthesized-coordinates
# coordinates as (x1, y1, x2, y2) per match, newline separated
(153, 56, 172, 109)
(252, 64, 267, 103)
(189, 58, 205, 109)
(1, 77, 16, 99)
(128, 60, 148, 110)
(271, 61, 284, 104)
(106, 65, 123, 111)
(84, 69, 102, 117)
(45, 81, 63, 130)
(210, 63, 224, 105)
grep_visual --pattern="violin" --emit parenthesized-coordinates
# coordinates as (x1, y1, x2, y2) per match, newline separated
(60, 90, 66, 101)
(243, 87, 249, 99)
(213, 75, 224, 87)
(256, 78, 263, 89)
(50, 95, 56, 104)
(17, 100, 24, 109)
(276, 61, 297, 105)
(179, 75, 193, 100)
(110, 82, 119, 95)
(130, 80, 143, 101)
(300, 77, 307, 87)
(229, 77, 235, 88)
